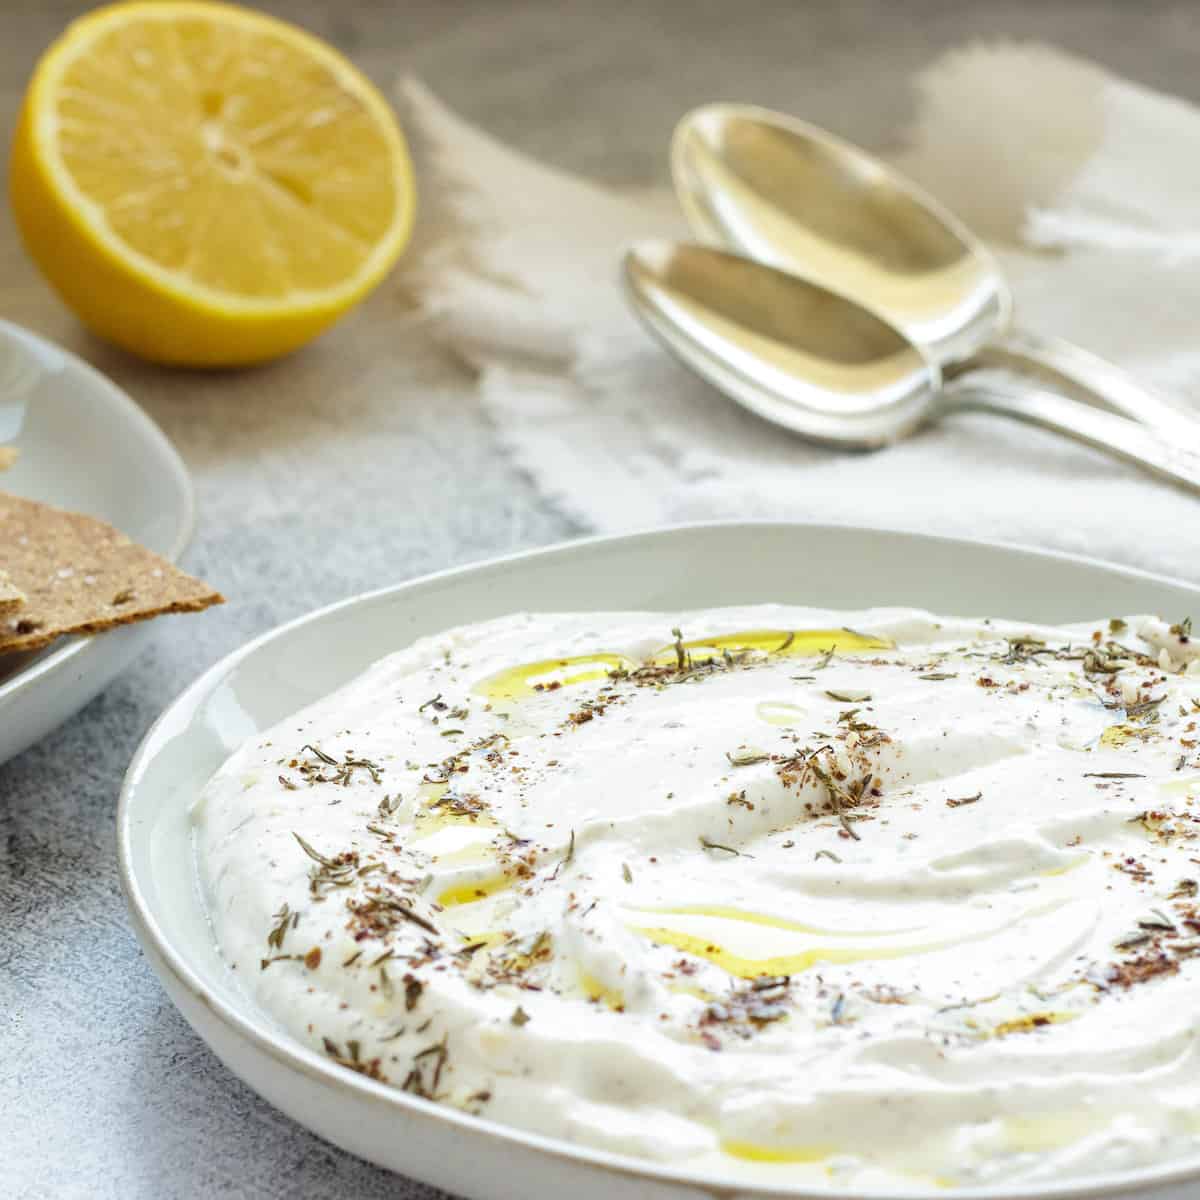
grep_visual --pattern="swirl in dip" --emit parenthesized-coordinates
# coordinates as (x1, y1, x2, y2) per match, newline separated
(194, 606, 1200, 1190)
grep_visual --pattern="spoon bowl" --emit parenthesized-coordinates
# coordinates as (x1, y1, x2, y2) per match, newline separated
(673, 104, 1009, 367)
(623, 240, 934, 448)
(623, 239, 1200, 493)
(673, 103, 1196, 439)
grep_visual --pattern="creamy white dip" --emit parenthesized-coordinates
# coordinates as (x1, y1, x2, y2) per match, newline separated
(194, 606, 1200, 1191)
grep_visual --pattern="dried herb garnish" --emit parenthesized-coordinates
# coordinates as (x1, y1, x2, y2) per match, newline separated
(1137, 910, 1176, 932)
(348, 889, 440, 938)
(1083, 648, 1127, 676)
(427, 791, 489, 821)
(285, 745, 383, 788)
(825, 689, 871, 703)
(402, 1036, 449, 1099)
(1001, 636, 1050, 664)
(551, 829, 576, 879)
(510, 1006, 531, 1027)
(267, 903, 297, 951)
(946, 792, 982, 808)
(1114, 931, 1152, 951)
(700, 975, 792, 1036)
(814, 849, 842, 863)
(292, 832, 359, 896)
(301, 743, 337, 766)
(671, 627, 687, 672)
(726, 748, 769, 766)
(622, 862, 633, 883)
(699, 835, 742, 856)
(1126, 698, 1165, 725)
(918, 672, 957, 681)
(1107, 952, 1180, 988)
(294, 832, 338, 865)
(1084, 772, 1144, 779)
(405, 976, 424, 1012)
(808, 755, 861, 841)
(322, 1036, 384, 1081)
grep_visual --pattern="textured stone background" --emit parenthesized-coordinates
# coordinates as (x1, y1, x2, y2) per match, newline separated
(3, 3, 1200, 1196)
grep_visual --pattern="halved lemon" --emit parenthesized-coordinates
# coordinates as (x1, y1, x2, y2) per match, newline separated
(9, 1, 415, 366)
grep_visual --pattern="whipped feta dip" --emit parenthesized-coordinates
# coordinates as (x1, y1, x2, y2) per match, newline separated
(194, 605, 1200, 1191)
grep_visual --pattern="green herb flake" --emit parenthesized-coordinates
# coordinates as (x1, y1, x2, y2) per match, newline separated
(946, 791, 982, 808)
(726, 748, 769, 766)
(699, 835, 743, 856)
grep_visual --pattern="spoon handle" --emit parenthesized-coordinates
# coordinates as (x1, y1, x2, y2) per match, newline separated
(961, 328, 1199, 442)
(944, 378, 1200, 496)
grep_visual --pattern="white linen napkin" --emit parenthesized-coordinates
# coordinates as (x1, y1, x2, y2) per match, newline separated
(399, 44, 1200, 586)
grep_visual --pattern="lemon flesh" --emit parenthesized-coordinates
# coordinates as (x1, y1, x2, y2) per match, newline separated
(9, 1, 415, 366)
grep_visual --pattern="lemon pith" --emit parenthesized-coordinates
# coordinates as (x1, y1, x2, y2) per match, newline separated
(9, 1, 415, 366)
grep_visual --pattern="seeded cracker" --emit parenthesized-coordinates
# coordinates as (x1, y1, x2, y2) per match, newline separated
(0, 491, 223, 655)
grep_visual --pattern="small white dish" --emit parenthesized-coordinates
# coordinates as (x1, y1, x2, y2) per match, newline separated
(0, 319, 194, 765)
(119, 523, 1200, 1200)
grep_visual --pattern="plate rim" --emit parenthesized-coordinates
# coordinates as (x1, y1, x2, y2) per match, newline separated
(119, 519, 1200, 1200)
(0, 318, 196, 708)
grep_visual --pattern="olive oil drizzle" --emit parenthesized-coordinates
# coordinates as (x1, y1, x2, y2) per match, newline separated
(475, 628, 895, 703)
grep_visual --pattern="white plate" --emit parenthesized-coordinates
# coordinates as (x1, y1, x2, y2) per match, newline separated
(119, 523, 1200, 1200)
(0, 319, 194, 765)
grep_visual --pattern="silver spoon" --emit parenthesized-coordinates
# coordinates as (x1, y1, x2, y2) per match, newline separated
(672, 104, 1197, 441)
(623, 240, 1200, 493)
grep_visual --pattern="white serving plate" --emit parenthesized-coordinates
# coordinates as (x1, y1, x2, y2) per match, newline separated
(0, 319, 193, 766)
(119, 523, 1200, 1200)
